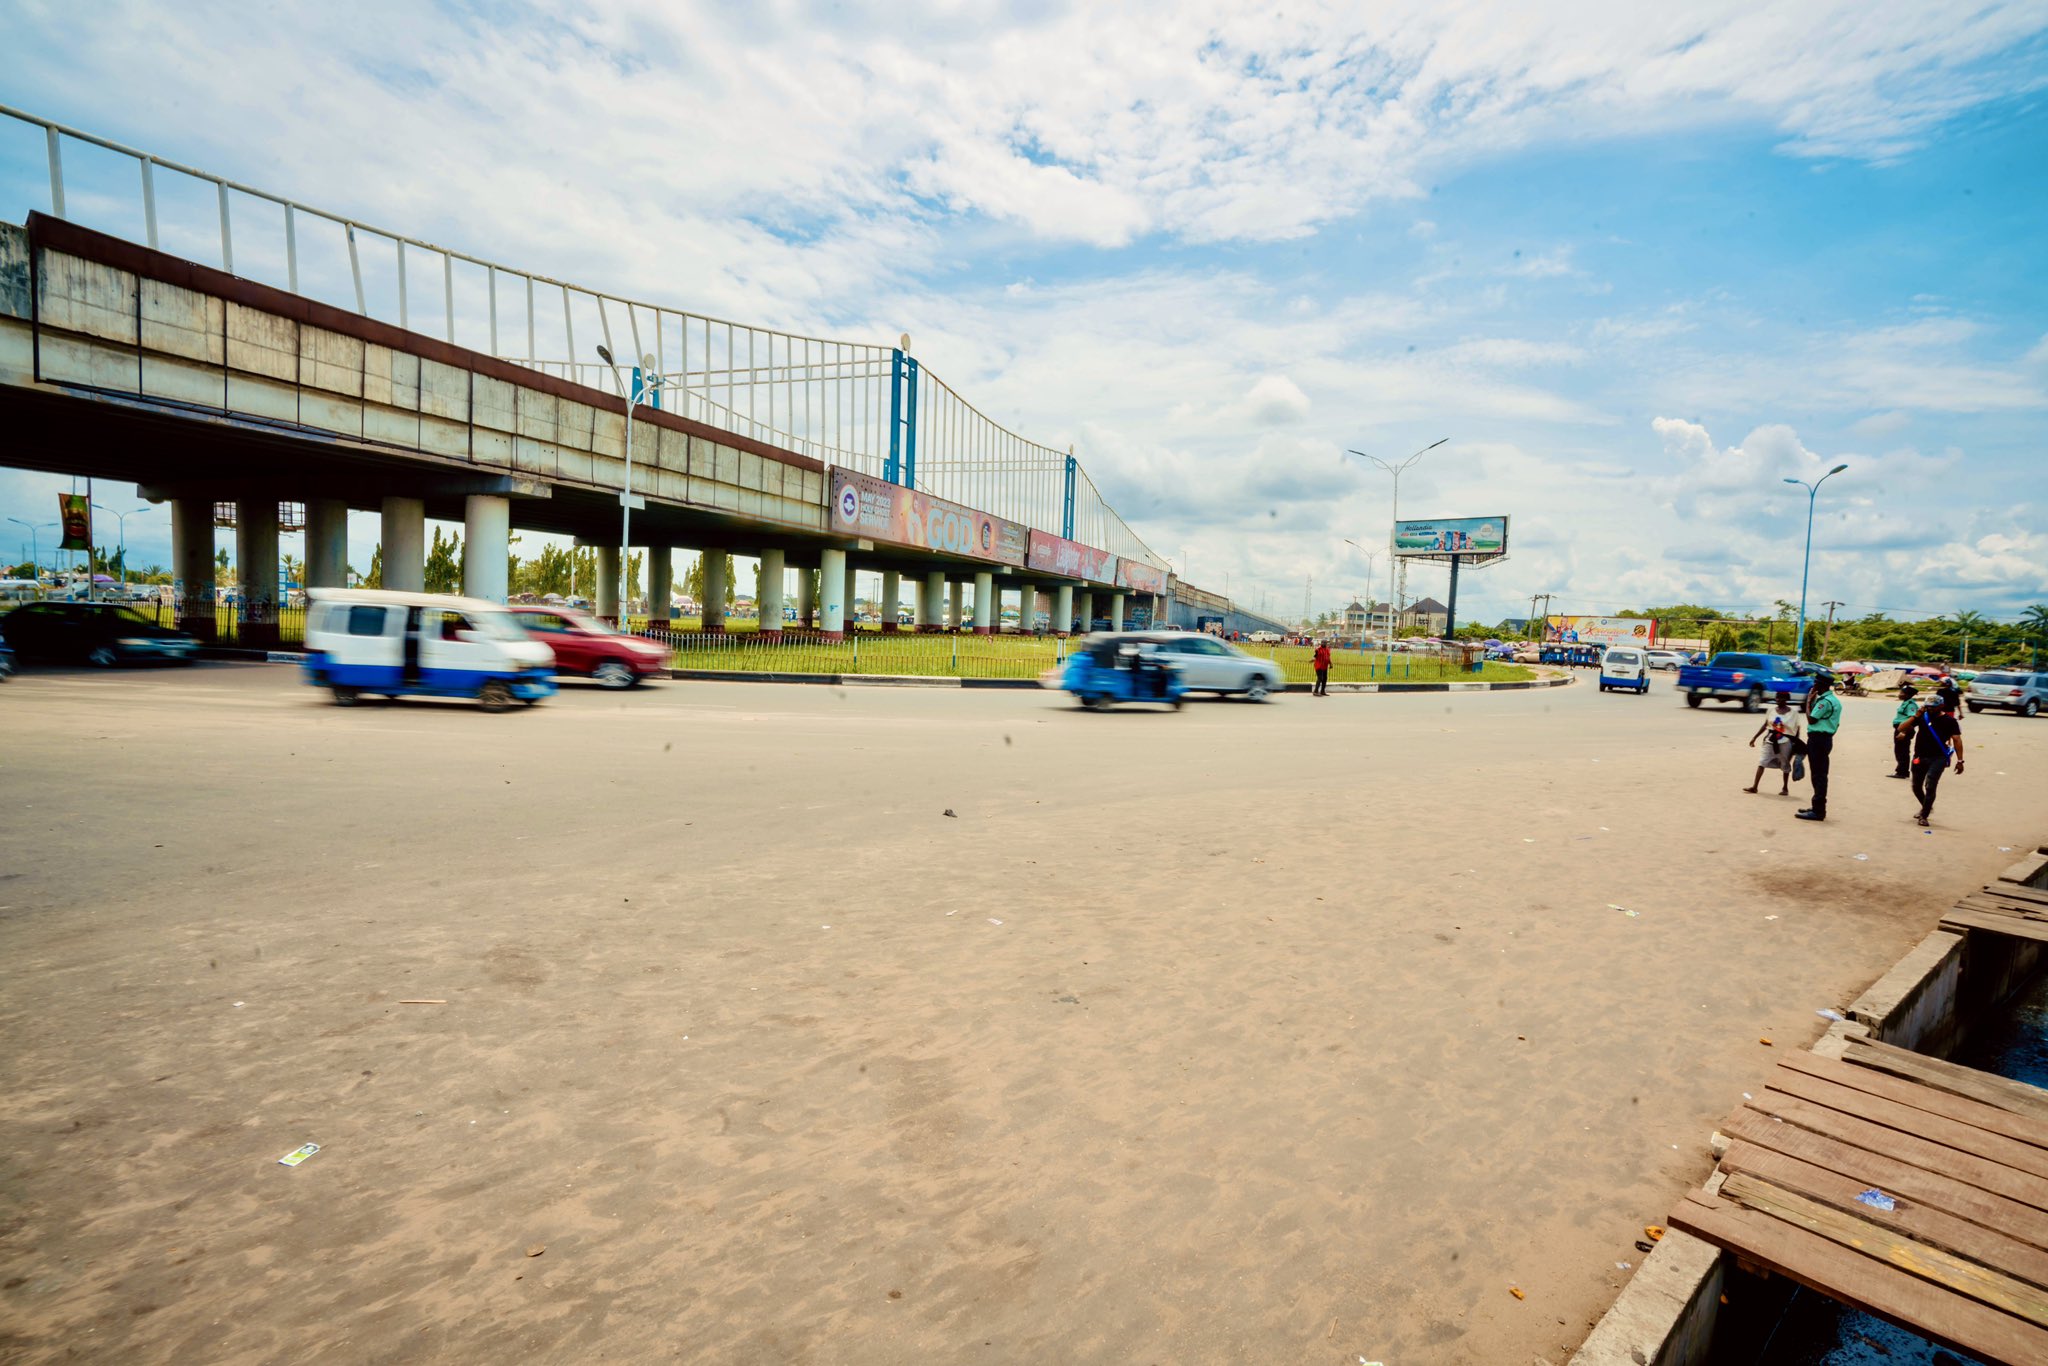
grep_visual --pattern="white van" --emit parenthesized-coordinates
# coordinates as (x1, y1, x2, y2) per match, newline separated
(1599, 646, 1650, 694)
(302, 588, 556, 711)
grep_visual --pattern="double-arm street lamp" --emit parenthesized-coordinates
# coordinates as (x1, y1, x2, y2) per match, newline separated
(7, 518, 55, 583)
(596, 346, 661, 627)
(1346, 438, 1447, 674)
(93, 502, 149, 591)
(1343, 538, 1382, 641)
(1784, 463, 1848, 661)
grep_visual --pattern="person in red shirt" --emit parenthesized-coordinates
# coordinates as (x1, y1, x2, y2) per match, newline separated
(1313, 640, 1332, 696)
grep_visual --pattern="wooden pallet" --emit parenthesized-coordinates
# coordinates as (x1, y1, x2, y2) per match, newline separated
(1671, 1042, 2048, 1363)
(1941, 882, 2048, 944)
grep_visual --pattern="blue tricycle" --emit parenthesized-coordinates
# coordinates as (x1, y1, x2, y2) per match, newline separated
(1055, 633, 1186, 711)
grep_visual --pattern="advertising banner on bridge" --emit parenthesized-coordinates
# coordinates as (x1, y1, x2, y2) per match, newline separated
(830, 468, 1026, 566)
(1545, 615, 1657, 646)
(1026, 530, 1116, 584)
(57, 494, 91, 551)
(1115, 558, 1167, 594)
(1393, 516, 1508, 559)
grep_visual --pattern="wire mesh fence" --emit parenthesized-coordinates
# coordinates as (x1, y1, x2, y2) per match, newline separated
(650, 629, 1067, 680)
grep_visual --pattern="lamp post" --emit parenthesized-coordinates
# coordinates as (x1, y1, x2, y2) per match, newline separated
(7, 518, 54, 586)
(1344, 538, 1382, 643)
(1347, 438, 1447, 674)
(1783, 463, 1848, 661)
(92, 503, 148, 593)
(596, 345, 660, 627)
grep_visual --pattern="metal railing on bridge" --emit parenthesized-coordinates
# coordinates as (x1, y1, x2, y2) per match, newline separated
(0, 105, 1169, 572)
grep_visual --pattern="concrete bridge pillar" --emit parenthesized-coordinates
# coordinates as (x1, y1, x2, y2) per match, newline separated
(380, 496, 425, 593)
(921, 571, 945, 632)
(1077, 590, 1094, 634)
(306, 498, 349, 590)
(701, 552, 727, 632)
(819, 548, 847, 642)
(1110, 592, 1125, 632)
(757, 548, 785, 638)
(882, 570, 901, 631)
(172, 497, 216, 641)
(646, 545, 672, 631)
(1015, 582, 1034, 633)
(462, 495, 510, 604)
(795, 565, 815, 627)
(595, 544, 620, 622)
(948, 581, 963, 630)
(236, 498, 280, 647)
(1055, 584, 1074, 637)
(843, 561, 859, 631)
(972, 571, 994, 635)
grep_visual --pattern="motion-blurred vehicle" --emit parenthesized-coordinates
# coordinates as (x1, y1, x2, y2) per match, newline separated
(0, 601, 199, 666)
(1599, 646, 1650, 694)
(1151, 633, 1284, 700)
(1967, 671, 2045, 718)
(302, 588, 555, 711)
(1643, 649, 1687, 671)
(1047, 632, 1186, 711)
(0, 623, 13, 681)
(506, 605, 668, 688)
(1676, 652, 1819, 711)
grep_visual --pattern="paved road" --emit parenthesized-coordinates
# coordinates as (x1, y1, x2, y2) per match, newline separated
(2, 665, 2044, 1364)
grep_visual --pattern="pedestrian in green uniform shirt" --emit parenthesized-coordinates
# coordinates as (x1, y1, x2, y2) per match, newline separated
(1797, 675, 1841, 822)
(1889, 684, 1920, 779)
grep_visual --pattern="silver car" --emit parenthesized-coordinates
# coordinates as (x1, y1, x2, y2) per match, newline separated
(1967, 670, 2046, 718)
(1154, 634, 1286, 701)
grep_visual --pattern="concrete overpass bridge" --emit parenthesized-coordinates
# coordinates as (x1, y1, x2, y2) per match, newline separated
(0, 106, 1289, 645)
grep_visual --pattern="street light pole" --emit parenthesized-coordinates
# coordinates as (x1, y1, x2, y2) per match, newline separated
(7, 518, 54, 587)
(92, 503, 148, 592)
(597, 345, 659, 628)
(1347, 438, 1447, 674)
(1344, 538, 1381, 643)
(1783, 463, 1848, 661)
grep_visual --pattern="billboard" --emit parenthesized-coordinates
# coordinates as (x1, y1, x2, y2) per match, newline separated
(1393, 516, 1508, 559)
(1027, 530, 1116, 583)
(58, 494, 91, 551)
(1115, 558, 1167, 594)
(830, 468, 1026, 565)
(1545, 615, 1657, 647)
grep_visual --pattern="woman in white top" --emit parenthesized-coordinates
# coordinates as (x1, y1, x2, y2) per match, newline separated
(1745, 692, 1803, 796)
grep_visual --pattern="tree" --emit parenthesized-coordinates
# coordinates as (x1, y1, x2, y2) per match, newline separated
(2024, 604, 2048, 640)
(683, 552, 736, 608)
(424, 526, 462, 594)
(362, 543, 383, 589)
(138, 563, 169, 583)
(281, 553, 305, 587)
(523, 544, 574, 598)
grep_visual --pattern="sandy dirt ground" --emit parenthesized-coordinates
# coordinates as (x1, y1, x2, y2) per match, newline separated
(1, 663, 2043, 1364)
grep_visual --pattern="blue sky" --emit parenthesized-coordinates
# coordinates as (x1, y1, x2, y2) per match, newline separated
(1, 1, 2044, 624)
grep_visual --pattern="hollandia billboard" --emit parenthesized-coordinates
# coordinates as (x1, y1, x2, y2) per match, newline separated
(831, 468, 1026, 565)
(1026, 530, 1116, 584)
(1393, 516, 1508, 558)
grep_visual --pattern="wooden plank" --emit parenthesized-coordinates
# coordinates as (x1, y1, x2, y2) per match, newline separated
(1743, 1092, 2048, 1211)
(1672, 1190, 2048, 1365)
(1721, 1110, 2048, 1247)
(1984, 882, 2048, 908)
(1719, 1171, 2048, 1327)
(1764, 1070, 2048, 1182)
(1954, 894, 2048, 923)
(1774, 1055, 2048, 1162)
(1843, 1036, 2048, 1123)
(1720, 1140, 2048, 1293)
(1940, 907, 2048, 944)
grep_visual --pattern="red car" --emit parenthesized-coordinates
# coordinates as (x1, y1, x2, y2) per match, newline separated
(507, 606, 669, 688)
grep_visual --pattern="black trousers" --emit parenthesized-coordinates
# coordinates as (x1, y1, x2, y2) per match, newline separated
(1893, 731, 1911, 776)
(1314, 668, 1328, 695)
(1912, 760, 1946, 816)
(1807, 732, 1834, 816)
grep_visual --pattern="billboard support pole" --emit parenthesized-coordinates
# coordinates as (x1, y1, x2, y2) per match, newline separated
(1445, 554, 1459, 641)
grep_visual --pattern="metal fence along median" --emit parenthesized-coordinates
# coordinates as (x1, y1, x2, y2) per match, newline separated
(650, 630, 1068, 680)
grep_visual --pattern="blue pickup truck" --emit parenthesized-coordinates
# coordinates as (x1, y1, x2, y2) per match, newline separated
(1676, 652, 1823, 711)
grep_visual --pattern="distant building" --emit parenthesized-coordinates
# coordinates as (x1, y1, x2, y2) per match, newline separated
(1403, 596, 1450, 635)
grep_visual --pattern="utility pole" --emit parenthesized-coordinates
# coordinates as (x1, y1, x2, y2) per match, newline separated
(1820, 600, 1843, 660)
(1302, 574, 1312, 632)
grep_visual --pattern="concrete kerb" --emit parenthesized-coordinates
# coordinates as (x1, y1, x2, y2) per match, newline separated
(1285, 672, 1573, 694)
(1572, 846, 2048, 1365)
